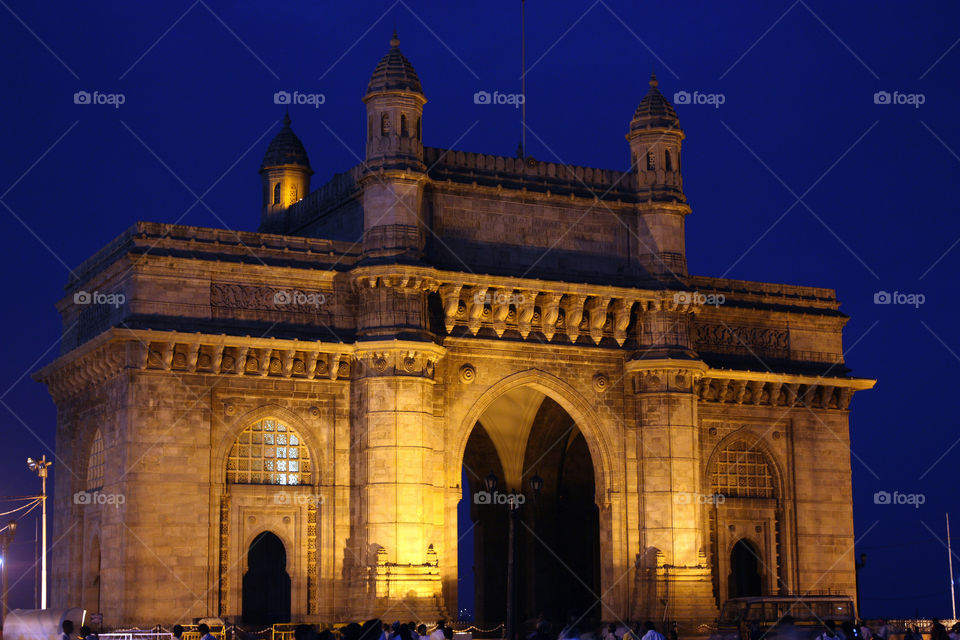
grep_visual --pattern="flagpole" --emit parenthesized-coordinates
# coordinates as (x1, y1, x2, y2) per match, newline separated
(949, 512, 956, 620)
(521, 0, 526, 157)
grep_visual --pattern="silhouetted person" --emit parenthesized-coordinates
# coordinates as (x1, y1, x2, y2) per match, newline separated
(640, 622, 664, 640)
(79, 626, 99, 640)
(816, 622, 839, 640)
(172, 626, 185, 640)
(61, 621, 75, 640)
(198, 623, 216, 640)
(430, 622, 446, 640)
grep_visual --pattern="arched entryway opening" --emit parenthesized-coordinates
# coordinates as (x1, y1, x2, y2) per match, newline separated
(728, 539, 762, 598)
(242, 532, 291, 626)
(459, 386, 601, 632)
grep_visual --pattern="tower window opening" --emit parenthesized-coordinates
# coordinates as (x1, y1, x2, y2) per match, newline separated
(665, 150, 673, 171)
(381, 113, 391, 136)
(273, 182, 282, 205)
(646, 151, 656, 171)
(400, 114, 409, 137)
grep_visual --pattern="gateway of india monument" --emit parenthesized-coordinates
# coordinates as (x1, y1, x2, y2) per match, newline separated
(36, 33, 873, 630)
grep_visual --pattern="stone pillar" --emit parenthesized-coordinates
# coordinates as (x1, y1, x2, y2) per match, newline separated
(627, 302, 716, 625)
(352, 342, 447, 619)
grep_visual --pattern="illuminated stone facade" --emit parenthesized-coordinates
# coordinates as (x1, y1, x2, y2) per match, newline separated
(36, 35, 873, 629)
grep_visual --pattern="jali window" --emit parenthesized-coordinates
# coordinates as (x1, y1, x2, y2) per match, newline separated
(86, 428, 105, 491)
(710, 441, 774, 498)
(226, 419, 311, 485)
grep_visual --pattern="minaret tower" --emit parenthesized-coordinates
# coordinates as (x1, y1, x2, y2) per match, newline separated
(627, 73, 689, 277)
(626, 75, 717, 623)
(360, 31, 428, 259)
(259, 113, 312, 230)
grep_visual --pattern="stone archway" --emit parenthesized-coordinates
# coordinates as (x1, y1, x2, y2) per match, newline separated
(455, 373, 612, 630)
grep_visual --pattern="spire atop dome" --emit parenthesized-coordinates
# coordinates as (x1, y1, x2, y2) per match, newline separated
(365, 30, 424, 98)
(649, 71, 658, 88)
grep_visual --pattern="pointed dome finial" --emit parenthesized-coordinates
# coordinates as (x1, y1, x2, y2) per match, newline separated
(390, 29, 400, 48)
(283, 110, 291, 128)
(649, 72, 658, 88)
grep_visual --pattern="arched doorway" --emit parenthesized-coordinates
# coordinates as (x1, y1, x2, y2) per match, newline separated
(728, 539, 762, 598)
(459, 388, 601, 631)
(242, 532, 291, 625)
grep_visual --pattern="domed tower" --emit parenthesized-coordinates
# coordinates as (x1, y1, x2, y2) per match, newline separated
(360, 31, 428, 259)
(627, 73, 689, 276)
(259, 113, 312, 228)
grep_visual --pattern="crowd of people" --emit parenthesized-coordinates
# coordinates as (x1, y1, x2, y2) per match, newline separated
(55, 615, 960, 640)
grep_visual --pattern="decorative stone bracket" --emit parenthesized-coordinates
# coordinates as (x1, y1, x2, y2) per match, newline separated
(696, 370, 875, 410)
(351, 265, 702, 346)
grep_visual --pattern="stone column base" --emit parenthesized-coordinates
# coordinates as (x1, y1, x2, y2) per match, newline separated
(635, 564, 718, 631)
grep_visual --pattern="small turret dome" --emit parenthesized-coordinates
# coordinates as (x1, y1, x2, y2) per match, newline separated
(365, 32, 423, 97)
(260, 113, 312, 172)
(630, 73, 680, 131)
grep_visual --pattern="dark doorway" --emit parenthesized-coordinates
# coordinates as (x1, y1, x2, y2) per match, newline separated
(242, 531, 291, 625)
(728, 538, 762, 598)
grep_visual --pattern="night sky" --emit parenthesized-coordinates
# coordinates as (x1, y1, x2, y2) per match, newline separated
(1, 0, 959, 621)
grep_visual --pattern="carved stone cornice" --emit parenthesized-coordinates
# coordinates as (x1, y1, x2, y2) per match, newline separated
(696, 368, 875, 410)
(353, 340, 447, 379)
(625, 358, 709, 393)
(34, 328, 360, 394)
(33, 339, 127, 402)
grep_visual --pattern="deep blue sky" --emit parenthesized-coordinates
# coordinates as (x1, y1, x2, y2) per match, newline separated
(1, 0, 959, 620)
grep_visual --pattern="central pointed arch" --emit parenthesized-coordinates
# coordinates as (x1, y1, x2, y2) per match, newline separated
(451, 369, 616, 501)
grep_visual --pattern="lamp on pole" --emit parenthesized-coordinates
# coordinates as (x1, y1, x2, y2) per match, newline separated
(485, 473, 543, 640)
(27, 455, 52, 609)
(854, 552, 866, 619)
(0, 520, 17, 627)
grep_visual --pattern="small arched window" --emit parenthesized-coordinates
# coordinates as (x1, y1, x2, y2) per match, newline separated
(226, 419, 311, 485)
(711, 441, 775, 499)
(646, 151, 656, 171)
(289, 184, 298, 202)
(86, 429, 105, 491)
(665, 149, 673, 171)
(400, 114, 409, 137)
(381, 113, 391, 136)
(273, 182, 282, 204)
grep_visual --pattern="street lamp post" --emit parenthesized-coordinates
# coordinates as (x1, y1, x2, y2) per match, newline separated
(854, 552, 866, 619)
(0, 520, 17, 627)
(485, 473, 542, 640)
(27, 455, 52, 609)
